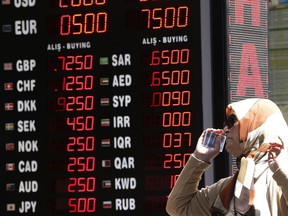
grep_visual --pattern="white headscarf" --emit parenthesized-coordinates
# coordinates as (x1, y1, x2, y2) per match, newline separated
(226, 98, 288, 156)
(212, 98, 288, 215)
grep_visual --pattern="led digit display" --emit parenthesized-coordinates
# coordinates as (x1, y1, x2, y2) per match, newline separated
(67, 157, 96, 172)
(0, 0, 203, 216)
(54, 95, 94, 111)
(141, 6, 189, 29)
(66, 116, 95, 131)
(144, 153, 190, 169)
(68, 197, 96, 213)
(162, 132, 192, 148)
(56, 55, 94, 71)
(149, 70, 190, 86)
(67, 177, 96, 192)
(67, 136, 95, 152)
(149, 91, 190, 107)
(149, 49, 190, 66)
(58, 0, 106, 8)
(48, 75, 94, 93)
(59, 12, 108, 35)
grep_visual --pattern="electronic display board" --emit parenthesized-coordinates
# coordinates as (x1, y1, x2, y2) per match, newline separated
(225, 0, 269, 174)
(0, 0, 204, 215)
(226, 0, 269, 102)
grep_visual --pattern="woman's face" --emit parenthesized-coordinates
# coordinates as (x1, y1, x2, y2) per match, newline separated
(224, 121, 243, 157)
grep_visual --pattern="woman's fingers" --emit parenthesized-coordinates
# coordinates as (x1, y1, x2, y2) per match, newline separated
(278, 136, 284, 147)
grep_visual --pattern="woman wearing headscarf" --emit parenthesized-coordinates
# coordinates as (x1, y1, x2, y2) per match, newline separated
(166, 98, 288, 216)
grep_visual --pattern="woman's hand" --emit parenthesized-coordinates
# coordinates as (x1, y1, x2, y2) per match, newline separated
(193, 128, 224, 163)
(268, 136, 288, 173)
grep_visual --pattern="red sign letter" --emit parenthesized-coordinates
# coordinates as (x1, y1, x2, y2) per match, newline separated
(236, 43, 264, 97)
(235, 0, 260, 26)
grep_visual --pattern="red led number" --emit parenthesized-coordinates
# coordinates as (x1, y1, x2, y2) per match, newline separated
(57, 55, 93, 71)
(60, 13, 107, 35)
(162, 111, 191, 127)
(142, 6, 188, 29)
(150, 70, 190, 86)
(56, 95, 94, 111)
(162, 132, 192, 148)
(67, 136, 95, 152)
(67, 157, 95, 172)
(170, 174, 179, 189)
(150, 49, 189, 66)
(163, 153, 191, 169)
(151, 91, 190, 107)
(68, 177, 96, 192)
(66, 116, 94, 131)
(68, 198, 96, 213)
(62, 75, 94, 91)
(59, 0, 106, 7)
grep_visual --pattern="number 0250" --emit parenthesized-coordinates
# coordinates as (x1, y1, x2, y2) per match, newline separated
(163, 153, 191, 169)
